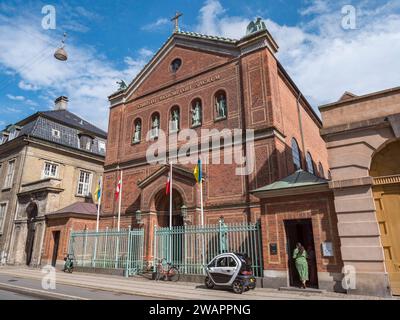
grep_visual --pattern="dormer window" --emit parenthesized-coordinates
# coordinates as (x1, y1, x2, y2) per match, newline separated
(52, 129, 61, 139)
(98, 140, 106, 153)
(78, 133, 94, 151)
(0, 132, 9, 145)
(8, 126, 21, 141)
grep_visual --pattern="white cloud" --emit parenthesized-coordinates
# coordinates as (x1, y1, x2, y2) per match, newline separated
(142, 18, 170, 31)
(6, 94, 25, 101)
(0, 13, 150, 130)
(18, 80, 40, 91)
(194, 0, 400, 108)
(300, 0, 330, 16)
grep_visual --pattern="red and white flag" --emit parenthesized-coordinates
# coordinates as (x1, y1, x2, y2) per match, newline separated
(115, 179, 122, 200)
(165, 173, 171, 195)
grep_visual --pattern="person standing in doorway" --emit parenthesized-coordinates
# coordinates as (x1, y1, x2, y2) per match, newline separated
(293, 242, 308, 288)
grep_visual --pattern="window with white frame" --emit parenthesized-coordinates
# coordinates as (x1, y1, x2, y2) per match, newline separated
(43, 162, 58, 178)
(77, 170, 92, 196)
(52, 129, 61, 138)
(98, 140, 106, 153)
(0, 203, 6, 233)
(4, 160, 15, 189)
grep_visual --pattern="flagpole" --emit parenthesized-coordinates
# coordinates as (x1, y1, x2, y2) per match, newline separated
(169, 161, 173, 263)
(169, 162, 173, 230)
(96, 176, 103, 232)
(117, 170, 123, 232)
(93, 176, 102, 267)
(199, 159, 205, 273)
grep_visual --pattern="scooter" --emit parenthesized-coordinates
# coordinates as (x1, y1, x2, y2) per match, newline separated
(204, 252, 256, 294)
(63, 254, 75, 273)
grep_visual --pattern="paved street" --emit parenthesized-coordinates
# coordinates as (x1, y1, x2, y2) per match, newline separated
(0, 266, 394, 300)
(0, 273, 159, 300)
(0, 288, 39, 300)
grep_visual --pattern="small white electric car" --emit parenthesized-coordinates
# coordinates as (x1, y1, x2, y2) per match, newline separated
(204, 252, 256, 294)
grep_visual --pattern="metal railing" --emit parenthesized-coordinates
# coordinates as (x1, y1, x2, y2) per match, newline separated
(68, 227, 144, 276)
(153, 219, 263, 277)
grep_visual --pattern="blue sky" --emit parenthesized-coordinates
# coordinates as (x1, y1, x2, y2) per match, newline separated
(0, 0, 399, 130)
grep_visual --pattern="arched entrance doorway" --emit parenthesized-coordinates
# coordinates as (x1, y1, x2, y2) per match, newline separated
(371, 140, 400, 295)
(25, 202, 38, 266)
(154, 189, 184, 228)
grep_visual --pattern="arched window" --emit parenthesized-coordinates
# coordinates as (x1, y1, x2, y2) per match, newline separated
(291, 138, 301, 170)
(318, 162, 325, 178)
(150, 113, 160, 139)
(133, 118, 141, 144)
(306, 152, 314, 174)
(215, 90, 227, 119)
(191, 99, 202, 127)
(169, 106, 180, 133)
(171, 58, 182, 73)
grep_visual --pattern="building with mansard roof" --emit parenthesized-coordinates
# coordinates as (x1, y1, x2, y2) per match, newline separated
(0, 96, 106, 267)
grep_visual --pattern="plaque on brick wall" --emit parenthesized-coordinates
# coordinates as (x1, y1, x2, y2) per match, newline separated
(269, 243, 278, 255)
(321, 242, 334, 257)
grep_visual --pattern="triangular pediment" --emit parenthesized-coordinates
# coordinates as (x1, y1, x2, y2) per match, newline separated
(123, 32, 240, 100)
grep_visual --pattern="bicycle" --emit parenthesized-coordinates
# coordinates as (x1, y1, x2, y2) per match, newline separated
(155, 258, 180, 282)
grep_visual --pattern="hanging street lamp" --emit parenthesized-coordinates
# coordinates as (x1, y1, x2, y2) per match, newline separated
(54, 32, 68, 61)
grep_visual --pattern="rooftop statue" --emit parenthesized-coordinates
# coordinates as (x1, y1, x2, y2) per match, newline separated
(246, 17, 267, 35)
(116, 80, 127, 91)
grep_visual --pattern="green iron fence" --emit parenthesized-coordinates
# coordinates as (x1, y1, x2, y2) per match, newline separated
(153, 219, 263, 277)
(68, 228, 144, 276)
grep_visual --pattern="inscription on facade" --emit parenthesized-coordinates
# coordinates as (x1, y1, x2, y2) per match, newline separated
(137, 74, 221, 109)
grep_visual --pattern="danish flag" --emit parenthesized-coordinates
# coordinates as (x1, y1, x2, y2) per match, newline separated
(115, 179, 122, 200)
(165, 173, 171, 195)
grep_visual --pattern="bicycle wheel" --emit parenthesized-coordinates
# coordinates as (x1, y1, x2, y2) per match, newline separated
(167, 267, 180, 282)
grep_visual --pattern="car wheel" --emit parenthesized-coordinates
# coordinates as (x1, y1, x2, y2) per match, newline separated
(232, 280, 244, 294)
(205, 276, 214, 289)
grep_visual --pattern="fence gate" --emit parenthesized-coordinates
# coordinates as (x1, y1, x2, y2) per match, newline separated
(69, 228, 144, 276)
(153, 219, 263, 277)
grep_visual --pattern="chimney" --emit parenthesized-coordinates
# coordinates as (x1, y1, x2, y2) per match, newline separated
(54, 96, 68, 111)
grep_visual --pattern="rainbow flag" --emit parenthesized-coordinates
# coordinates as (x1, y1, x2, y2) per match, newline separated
(193, 158, 202, 184)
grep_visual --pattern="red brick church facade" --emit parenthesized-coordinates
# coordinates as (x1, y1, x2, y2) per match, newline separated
(100, 27, 342, 289)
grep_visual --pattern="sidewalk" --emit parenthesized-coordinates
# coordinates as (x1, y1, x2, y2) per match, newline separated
(0, 266, 391, 300)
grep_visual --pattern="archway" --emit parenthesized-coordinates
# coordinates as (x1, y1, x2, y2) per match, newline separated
(370, 140, 400, 295)
(25, 202, 38, 266)
(154, 188, 184, 228)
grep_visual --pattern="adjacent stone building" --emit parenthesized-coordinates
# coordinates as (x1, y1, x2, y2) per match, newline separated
(0, 97, 106, 267)
(320, 87, 400, 297)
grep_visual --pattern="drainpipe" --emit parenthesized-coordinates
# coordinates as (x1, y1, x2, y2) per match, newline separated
(296, 93, 306, 169)
(238, 58, 252, 223)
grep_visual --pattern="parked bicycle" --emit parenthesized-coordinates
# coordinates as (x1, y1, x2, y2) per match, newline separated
(155, 258, 180, 282)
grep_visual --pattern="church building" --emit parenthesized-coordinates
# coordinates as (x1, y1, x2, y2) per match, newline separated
(100, 18, 341, 290)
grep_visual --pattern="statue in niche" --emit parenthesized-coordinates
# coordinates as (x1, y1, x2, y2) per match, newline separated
(216, 94, 227, 119)
(191, 101, 202, 126)
(170, 109, 179, 131)
(152, 115, 159, 138)
(133, 121, 141, 143)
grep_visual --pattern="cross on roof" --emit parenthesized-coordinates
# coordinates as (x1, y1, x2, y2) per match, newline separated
(171, 12, 183, 32)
